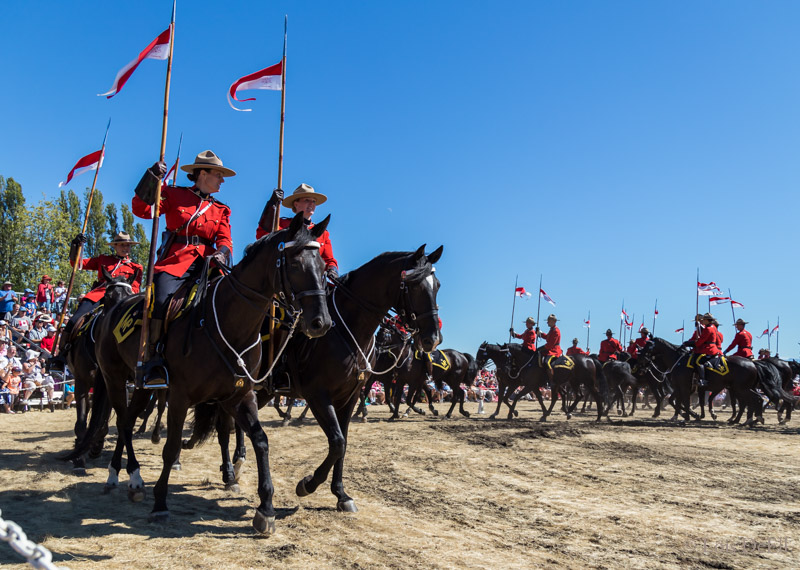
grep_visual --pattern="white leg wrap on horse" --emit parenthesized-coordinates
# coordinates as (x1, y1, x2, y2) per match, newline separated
(129, 468, 144, 490)
(106, 464, 119, 487)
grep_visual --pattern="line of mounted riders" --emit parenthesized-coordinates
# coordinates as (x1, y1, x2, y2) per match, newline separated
(50, 151, 444, 535)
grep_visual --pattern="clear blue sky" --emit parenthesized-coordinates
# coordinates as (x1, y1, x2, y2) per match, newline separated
(2, 1, 798, 357)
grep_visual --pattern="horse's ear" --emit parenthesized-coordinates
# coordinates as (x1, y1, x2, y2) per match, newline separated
(413, 244, 426, 260)
(310, 214, 330, 239)
(427, 245, 443, 264)
(101, 267, 113, 282)
(288, 212, 305, 235)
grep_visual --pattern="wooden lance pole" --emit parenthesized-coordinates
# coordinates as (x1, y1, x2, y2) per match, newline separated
(268, 15, 288, 369)
(509, 274, 518, 343)
(534, 275, 542, 349)
(652, 298, 657, 336)
(728, 288, 736, 328)
(585, 310, 590, 353)
(136, 1, 176, 375)
(52, 118, 112, 355)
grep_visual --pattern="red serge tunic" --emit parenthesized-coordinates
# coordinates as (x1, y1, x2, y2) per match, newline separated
(696, 325, 722, 356)
(512, 329, 537, 351)
(598, 338, 623, 362)
(725, 330, 753, 358)
(71, 255, 143, 303)
(635, 337, 648, 350)
(133, 186, 232, 277)
(256, 217, 337, 271)
(539, 326, 562, 357)
(566, 346, 588, 356)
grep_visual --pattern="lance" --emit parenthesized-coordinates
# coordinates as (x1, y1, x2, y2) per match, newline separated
(136, 1, 176, 376)
(619, 300, 624, 343)
(268, 15, 289, 369)
(586, 310, 590, 353)
(509, 274, 518, 343)
(776, 316, 780, 356)
(728, 288, 736, 327)
(681, 319, 685, 343)
(169, 132, 183, 188)
(652, 298, 657, 336)
(52, 118, 112, 355)
(766, 320, 771, 353)
(695, 268, 700, 336)
(534, 274, 542, 349)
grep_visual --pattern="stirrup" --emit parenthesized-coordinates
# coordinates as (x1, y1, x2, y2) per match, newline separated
(272, 371, 291, 395)
(137, 359, 169, 390)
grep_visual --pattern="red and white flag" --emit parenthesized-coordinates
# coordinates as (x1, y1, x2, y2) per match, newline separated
(539, 289, 556, 306)
(675, 327, 685, 333)
(709, 296, 730, 306)
(620, 308, 628, 320)
(514, 287, 531, 298)
(99, 27, 171, 98)
(625, 317, 633, 329)
(638, 323, 645, 332)
(228, 61, 283, 111)
(58, 150, 104, 187)
(654, 309, 659, 318)
(163, 157, 179, 186)
(730, 299, 744, 309)
(771, 324, 779, 334)
(697, 281, 720, 296)
(758, 328, 770, 338)
(583, 318, 591, 328)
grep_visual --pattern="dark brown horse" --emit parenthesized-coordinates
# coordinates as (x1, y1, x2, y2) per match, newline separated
(476, 342, 551, 420)
(66, 214, 332, 534)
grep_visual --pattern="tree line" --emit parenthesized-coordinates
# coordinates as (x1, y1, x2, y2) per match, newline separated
(0, 174, 150, 298)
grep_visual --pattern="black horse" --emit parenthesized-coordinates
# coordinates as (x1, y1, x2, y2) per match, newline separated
(63, 268, 139, 474)
(352, 322, 411, 421)
(754, 357, 799, 424)
(66, 214, 332, 534)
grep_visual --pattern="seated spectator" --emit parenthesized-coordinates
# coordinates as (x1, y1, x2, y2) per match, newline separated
(27, 315, 48, 343)
(0, 345, 22, 370)
(22, 290, 37, 315)
(10, 304, 32, 334)
(20, 352, 43, 405)
(39, 325, 57, 354)
(1, 363, 22, 412)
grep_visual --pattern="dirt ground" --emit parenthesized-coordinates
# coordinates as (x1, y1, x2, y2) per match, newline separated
(1, 399, 798, 569)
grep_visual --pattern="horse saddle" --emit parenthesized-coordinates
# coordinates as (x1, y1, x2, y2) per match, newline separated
(552, 355, 575, 370)
(705, 355, 729, 376)
(259, 305, 293, 343)
(71, 305, 102, 342)
(414, 349, 450, 371)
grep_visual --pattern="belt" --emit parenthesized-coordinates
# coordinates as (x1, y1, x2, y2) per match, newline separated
(173, 234, 214, 247)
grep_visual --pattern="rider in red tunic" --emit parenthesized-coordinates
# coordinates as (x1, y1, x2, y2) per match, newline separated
(257, 184, 338, 279)
(634, 328, 650, 351)
(598, 329, 623, 363)
(566, 338, 589, 356)
(51, 232, 143, 368)
(510, 317, 537, 352)
(724, 318, 753, 359)
(132, 150, 235, 388)
(683, 313, 721, 387)
(536, 314, 562, 380)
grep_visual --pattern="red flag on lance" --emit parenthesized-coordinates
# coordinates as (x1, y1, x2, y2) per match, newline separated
(638, 323, 644, 332)
(654, 309, 659, 318)
(539, 289, 556, 306)
(98, 27, 171, 98)
(58, 150, 104, 187)
(709, 296, 730, 306)
(675, 327, 684, 333)
(625, 317, 633, 329)
(758, 328, 769, 338)
(228, 61, 283, 111)
(697, 281, 720, 296)
(621, 308, 629, 320)
(514, 287, 531, 298)
(583, 319, 591, 328)
(771, 324, 779, 334)
(730, 299, 744, 309)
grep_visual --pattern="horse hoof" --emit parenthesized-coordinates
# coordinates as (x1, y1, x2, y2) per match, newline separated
(445, 414, 453, 419)
(489, 414, 497, 420)
(432, 410, 439, 417)
(253, 511, 276, 535)
(337, 499, 358, 513)
(181, 439, 194, 450)
(710, 414, 717, 421)
(360, 416, 367, 423)
(72, 467, 87, 476)
(171, 461, 182, 471)
(539, 416, 547, 422)
(281, 419, 291, 428)
(566, 414, 572, 420)
(402, 413, 409, 419)
(88, 449, 102, 460)
(462, 411, 471, 418)
(296, 475, 314, 497)
(151, 434, 161, 444)
(758, 417, 765, 425)
(226, 483, 241, 493)
(513, 411, 519, 417)
(148, 511, 170, 523)
(617, 410, 622, 416)
(102, 483, 118, 495)
(128, 488, 145, 503)
(779, 419, 787, 426)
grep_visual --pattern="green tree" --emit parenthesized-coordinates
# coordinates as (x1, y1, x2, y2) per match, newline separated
(83, 187, 108, 259)
(0, 176, 28, 283)
(120, 203, 151, 267)
(105, 203, 119, 240)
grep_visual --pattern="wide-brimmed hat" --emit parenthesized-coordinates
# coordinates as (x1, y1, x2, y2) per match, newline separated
(46, 325, 57, 332)
(572, 338, 579, 343)
(605, 329, 613, 335)
(546, 314, 558, 322)
(36, 314, 53, 323)
(640, 327, 650, 335)
(180, 150, 236, 177)
(734, 318, 748, 326)
(41, 275, 51, 281)
(701, 312, 714, 321)
(26, 349, 39, 362)
(282, 183, 328, 209)
(2, 281, 11, 287)
(109, 231, 140, 245)
(525, 316, 536, 324)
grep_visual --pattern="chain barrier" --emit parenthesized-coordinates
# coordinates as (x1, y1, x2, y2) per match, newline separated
(0, 509, 67, 569)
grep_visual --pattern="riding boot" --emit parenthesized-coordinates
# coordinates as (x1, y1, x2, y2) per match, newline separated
(546, 366, 554, 384)
(137, 318, 168, 389)
(426, 359, 434, 382)
(696, 364, 707, 389)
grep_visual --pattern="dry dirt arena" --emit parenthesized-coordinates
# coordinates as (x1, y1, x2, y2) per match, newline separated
(1, 400, 798, 569)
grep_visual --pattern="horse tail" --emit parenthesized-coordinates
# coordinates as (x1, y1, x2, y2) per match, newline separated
(59, 375, 110, 462)
(756, 361, 800, 405)
(187, 401, 222, 447)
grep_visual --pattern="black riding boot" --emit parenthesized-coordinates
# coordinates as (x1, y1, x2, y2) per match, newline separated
(137, 318, 168, 389)
(696, 364, 707, 388)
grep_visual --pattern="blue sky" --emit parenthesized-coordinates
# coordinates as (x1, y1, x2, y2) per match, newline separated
(1, 1, 798, 357)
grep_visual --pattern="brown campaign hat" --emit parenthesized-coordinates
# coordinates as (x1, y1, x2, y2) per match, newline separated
(180, 150, 236, 177)
(109, 231, 140, 245)
(735, 318, 748, 326)
(282, 183, 328, 208)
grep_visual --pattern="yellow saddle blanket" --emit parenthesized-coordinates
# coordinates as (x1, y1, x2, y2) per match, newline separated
(414, 349, 450, 371)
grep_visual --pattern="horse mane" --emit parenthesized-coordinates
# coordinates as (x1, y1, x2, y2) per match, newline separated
(338, 251, 430, 288)
(653, 337, 679, 352)
(240, 221, 314, 264)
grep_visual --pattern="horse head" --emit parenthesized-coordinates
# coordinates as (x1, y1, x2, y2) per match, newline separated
(277, 213, 333, 339)
(394, 244, 443, 353)
(100, 267, 137, 311)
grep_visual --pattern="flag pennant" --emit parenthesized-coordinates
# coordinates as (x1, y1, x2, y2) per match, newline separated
(583, 319, 591, 328)
(99, 27, 171, 98)
(654, 309, 659, 318)
(758, 328, 769, 338)
(514, 287, 531, 298)
(709, 296, 731, 306)
(697, 281, 721, 296)
(620, 308, 628, 320)
(539, 289, 556, 306)
(163, 158, 178, 185)
(675, 327, 685, 333)
(59, 150, 104, 187)
(228, 61, 283, 111)
(730, 299, 744, 309)
(625, 318, 633, 329)
(771, 324, 779, 334)
(638, 323, 644, 332)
